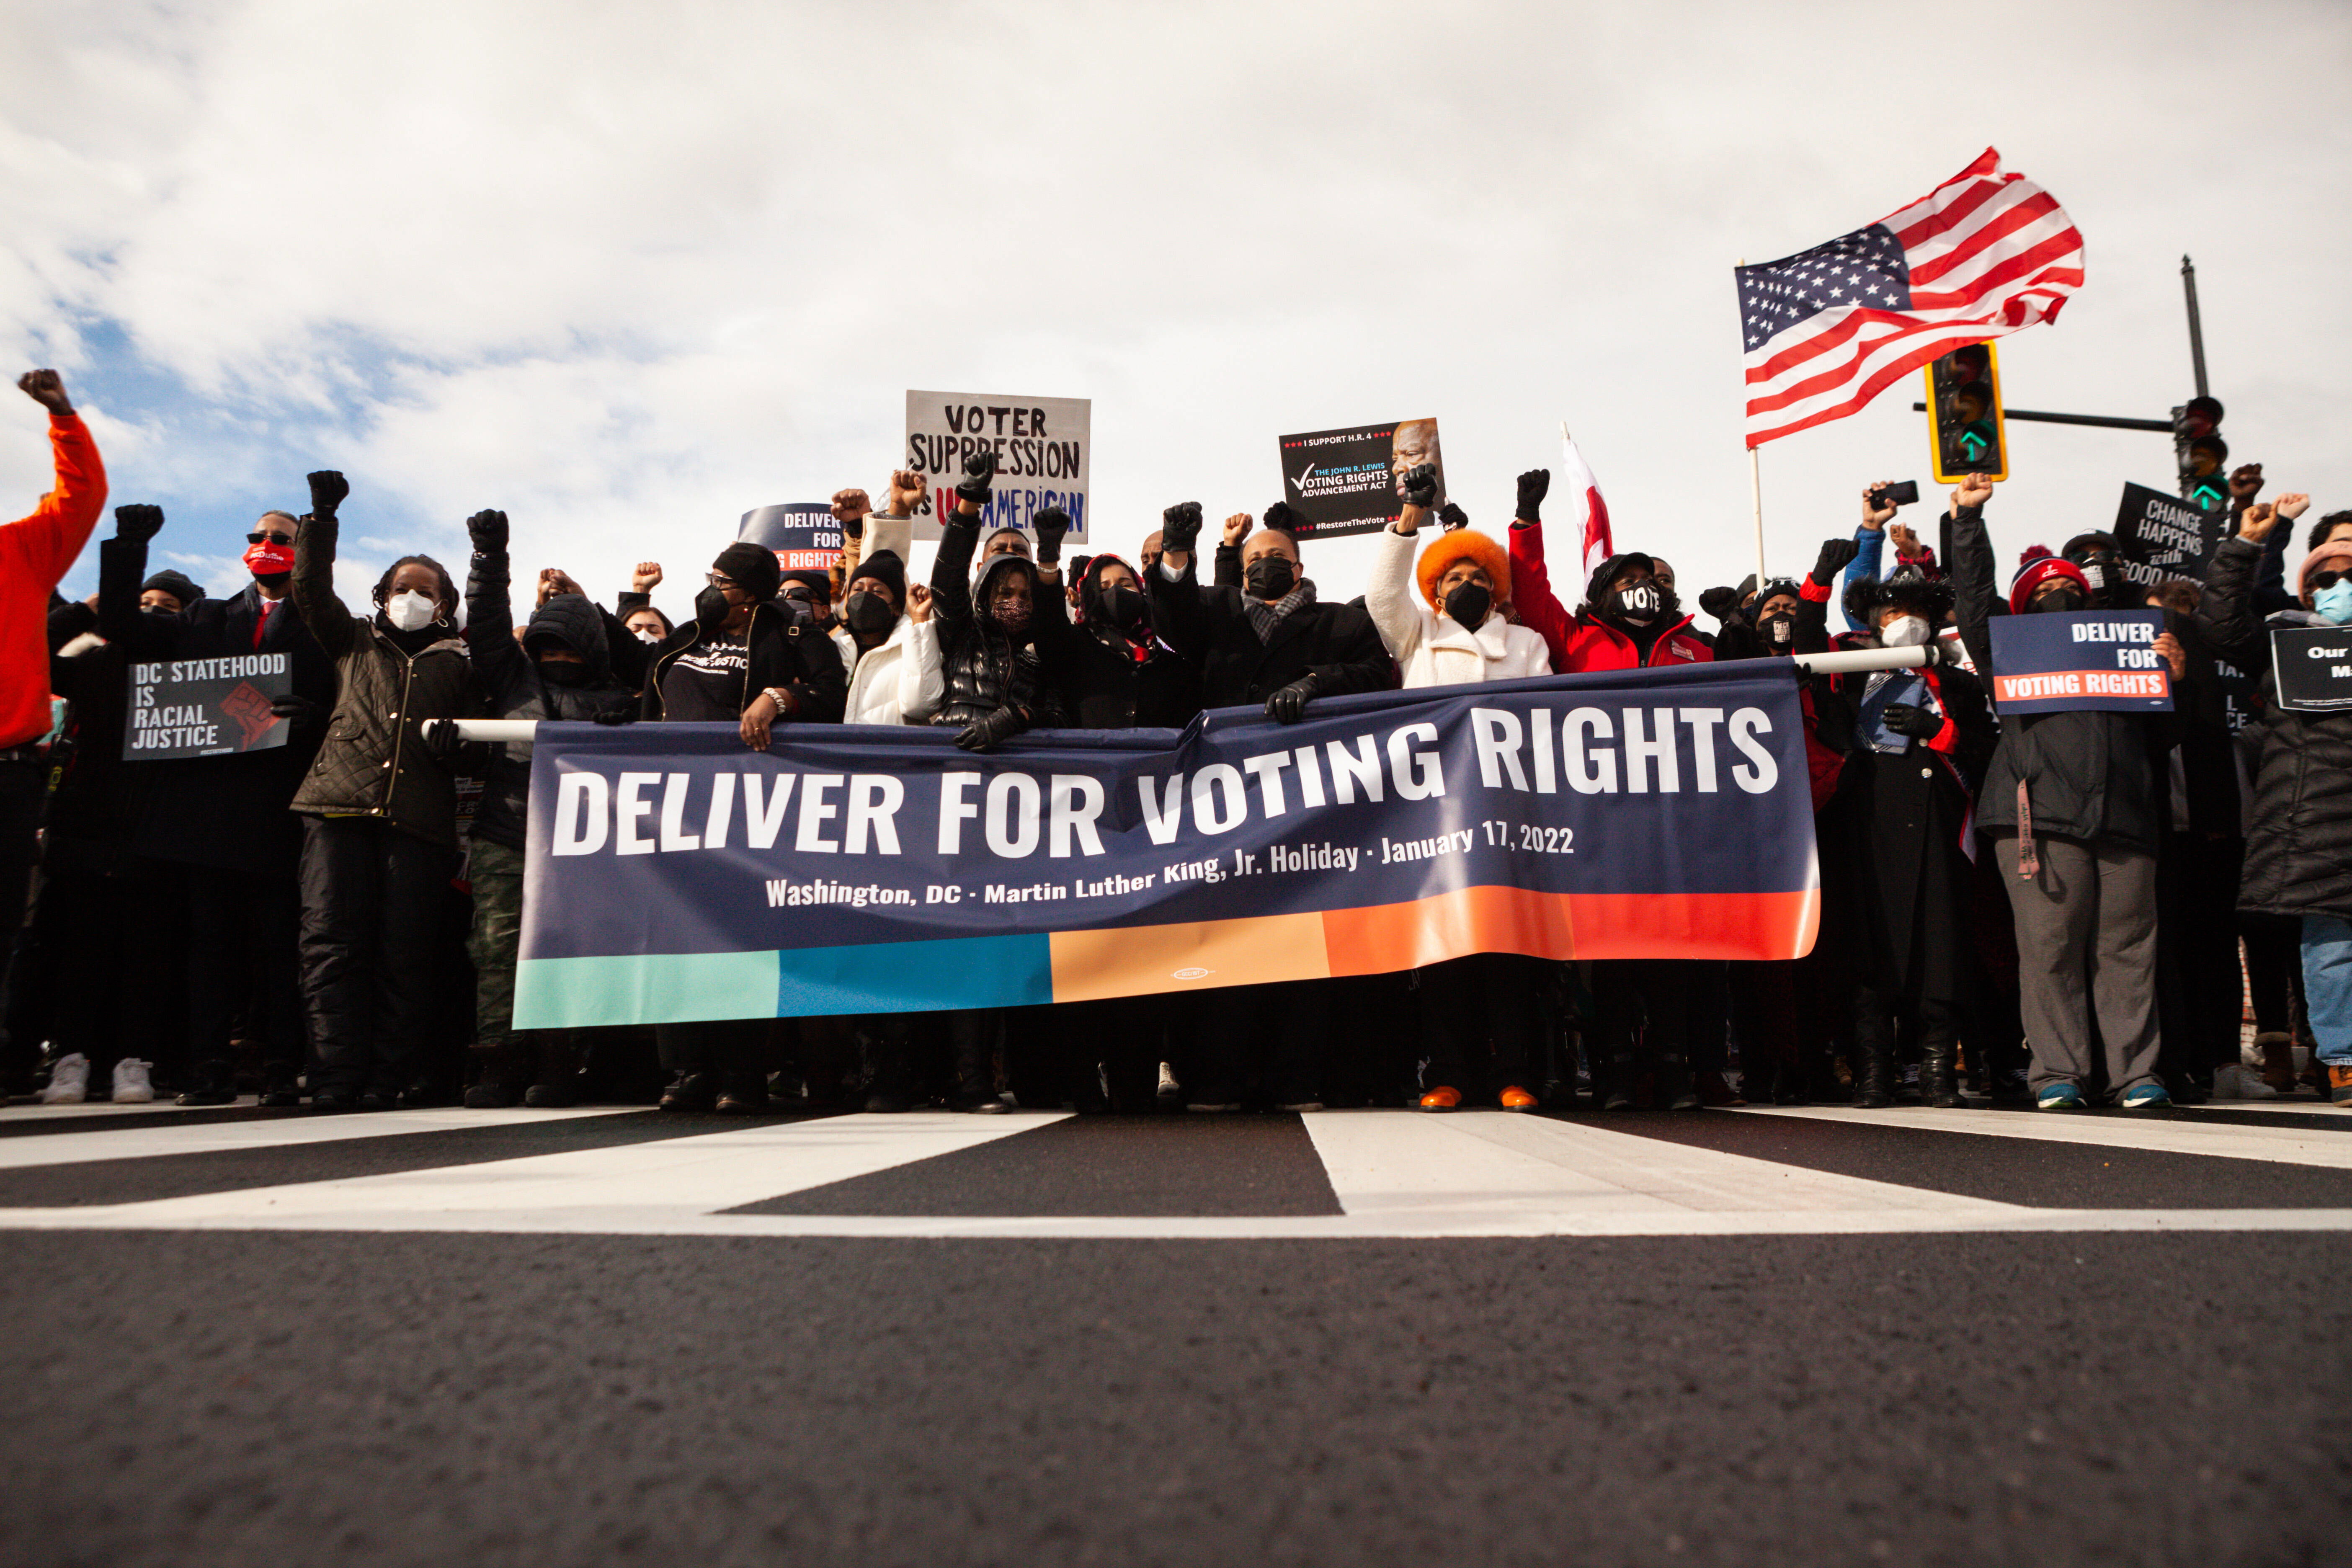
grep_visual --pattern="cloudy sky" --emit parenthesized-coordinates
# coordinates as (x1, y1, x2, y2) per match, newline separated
(6, 0, 2347, 618)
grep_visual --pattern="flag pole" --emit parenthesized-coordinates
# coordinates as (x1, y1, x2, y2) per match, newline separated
(1748, 443, 1766, 589)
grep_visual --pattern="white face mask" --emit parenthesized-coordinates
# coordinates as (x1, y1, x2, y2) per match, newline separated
(385, 590, 439, 632)
(1880, 614, 1930, 647)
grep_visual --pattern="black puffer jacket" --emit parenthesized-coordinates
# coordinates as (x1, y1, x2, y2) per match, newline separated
(100, 536, 337, 878)
(465, 545, 641, 854)
(287, 514, 485, 847)
(2197, 532, 2352, 918)
(929, 516, 1053, 728)
(1950, 500, 2174, 849)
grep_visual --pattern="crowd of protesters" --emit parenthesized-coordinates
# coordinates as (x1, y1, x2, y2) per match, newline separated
(6, 364, 2347, 1119)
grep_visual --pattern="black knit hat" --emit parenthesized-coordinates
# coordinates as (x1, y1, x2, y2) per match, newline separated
(846, 549, 907, 602)
(142, 569, 204, 607)
(712, 541, 781, 602)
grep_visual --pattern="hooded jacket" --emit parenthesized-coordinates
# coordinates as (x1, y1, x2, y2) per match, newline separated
(1038, 555, 1202, 730)
(98, 533, 337, 877)
(2197, 532, 2352, 919)
(928, 516, 1055, 727)
(287, 514, 485, 847)
(1507, 522, 1712, 673)
(1950, 501, 2174, 849)
(466, 544, 643, 853)
(1366, 526, 1551, 689)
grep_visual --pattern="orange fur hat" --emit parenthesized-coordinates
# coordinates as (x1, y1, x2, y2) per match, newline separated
(1415, 529, 1511, 610)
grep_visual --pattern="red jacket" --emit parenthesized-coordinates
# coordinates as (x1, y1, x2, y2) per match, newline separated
(1507, 518, 1713, 673)
(1, 415, 106, 748)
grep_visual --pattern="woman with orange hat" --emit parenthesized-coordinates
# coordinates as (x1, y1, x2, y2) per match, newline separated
(1367, 465, 1554, 1111)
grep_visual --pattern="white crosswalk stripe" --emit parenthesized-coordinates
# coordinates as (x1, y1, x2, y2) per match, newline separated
(0, 1105, 2347, 1239)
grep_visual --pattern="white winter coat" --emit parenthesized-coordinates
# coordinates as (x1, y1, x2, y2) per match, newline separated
(833, 613, 944, 725)
(1365, 526, 1553, 689)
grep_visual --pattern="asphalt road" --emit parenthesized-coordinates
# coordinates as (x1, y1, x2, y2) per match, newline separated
(3, 1103, 2347, 1567)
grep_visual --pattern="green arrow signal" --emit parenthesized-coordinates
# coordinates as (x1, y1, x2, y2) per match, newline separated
(1959, 427, 1991, 460)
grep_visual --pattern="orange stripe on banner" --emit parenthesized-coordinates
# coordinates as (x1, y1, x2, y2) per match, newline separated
(1048, 912, 1331, 1002)
(1043, 890, 1818, 1002)
(1322, 887, 1819, 972)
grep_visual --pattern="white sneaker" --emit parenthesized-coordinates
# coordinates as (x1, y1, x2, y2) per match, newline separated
(40, 1053, 89, 1105)
(110, 1059, 155, 1104)
(2214, 1063, 2278, 1100)
(1156, 1062, 1182, 1104)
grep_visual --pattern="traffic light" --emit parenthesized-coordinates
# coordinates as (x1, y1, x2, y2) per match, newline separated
(2172, 395, 2228, 510)
(1924, 342, 2009, 484)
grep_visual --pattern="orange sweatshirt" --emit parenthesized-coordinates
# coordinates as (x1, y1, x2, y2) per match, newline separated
(0, 415, 108, 748)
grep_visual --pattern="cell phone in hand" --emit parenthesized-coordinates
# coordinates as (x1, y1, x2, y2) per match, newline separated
(1870, 480, 1921, 509)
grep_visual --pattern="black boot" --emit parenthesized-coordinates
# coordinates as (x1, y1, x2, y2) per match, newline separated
(1919, 1027, 1960, 1109)
(949, 1014, 1006, 1114)
(1655, 1050, 1700, 1112)
(1852, 1010, 1896, 1110)
(525, 1034, 580, 1108)
(175, 1057, 237, 1107)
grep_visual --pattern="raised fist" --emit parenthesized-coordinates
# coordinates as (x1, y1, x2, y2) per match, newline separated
(1399, 464, 1438, 508)
(955, 449, 998, 505)
(307, 470, 350, 516)
(16, 369, 72, 415)
(1515, 469, 1549, 522)
(113, 504, 164, 544)
(1261, 502, 1302, 536)
(1033, 505, 1072, 564)
(1437, 502, 1468, 533)
(1810, 537, 1861, 587)
(466, 509, 509, 551)
(1160, 502, 1204, 554)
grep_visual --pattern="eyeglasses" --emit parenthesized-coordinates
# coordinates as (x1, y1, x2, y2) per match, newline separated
(2314, 571, 2347, 591)
(705, 572, 739, 589)
(247, 531, 295, 545)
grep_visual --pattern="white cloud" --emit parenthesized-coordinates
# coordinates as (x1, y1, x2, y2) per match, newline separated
(2, 0, 2346, 616)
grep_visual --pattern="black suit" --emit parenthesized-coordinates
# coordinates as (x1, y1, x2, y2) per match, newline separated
(1143, 558, 1393, 712)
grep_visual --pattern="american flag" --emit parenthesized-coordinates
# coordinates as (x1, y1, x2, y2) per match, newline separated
(1738, 149, 2084, 448)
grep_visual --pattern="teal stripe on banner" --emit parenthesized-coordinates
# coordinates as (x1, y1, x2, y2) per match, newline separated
(513, 951, 781, 1029)
(776, 934, 1052, 1017)
(513, 936, 1055, 1027)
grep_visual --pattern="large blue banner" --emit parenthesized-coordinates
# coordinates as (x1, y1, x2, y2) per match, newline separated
(513, 661, 1820, 1027)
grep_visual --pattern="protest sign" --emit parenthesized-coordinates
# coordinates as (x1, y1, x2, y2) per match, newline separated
(1986, 610, 2173, 714)
(739, 504, 844, 573)
(903, 390, 1090, 542)
(2112, 482, 2222, 594)
(122, 654, 291, 761)
(512, 662, 1818, 1028)
(2269, 626, 2352, 713)
(1274, 419, 1445, 539)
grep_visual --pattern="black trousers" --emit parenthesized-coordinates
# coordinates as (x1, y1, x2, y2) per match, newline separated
(186, 869, 306, 1076)
(0, 757, 45, 1080)
(297, 818, 458, 1098)
(1191, 979, 1327, 1105)
(38, 865, 181, 1078)
(1419, 951, 1542, 1097)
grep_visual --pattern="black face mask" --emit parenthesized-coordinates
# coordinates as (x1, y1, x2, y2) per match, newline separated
(1245, 556, 1297, 601)
(1759, 611, 1796, 648)
(1443, 581, 1491, 630)
(1609, 581, 1661, 624)
(694, 585, 733, 630)
(1102, 584, 1147, 629)
(2032, 585, 2087, 614)
(843, 591, 895, 634)
(2070, 552, 2125, 605)
(141, 604, 177, 619)
(991, 600, 1034, 638)
(536, 659, 589, 687)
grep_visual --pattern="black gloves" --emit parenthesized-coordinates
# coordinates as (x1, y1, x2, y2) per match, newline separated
(467, 509, 508, 552)
(113, 504, 164, 544)
(268, 693, 322, 727)
(1516, 469, 1550, 522)
(1881, 703, 1943, 740)
(1400, 464, 1438, 508)
(422, 719, 462, 761)
(955, 449, 998, 505)
(1699, 586, 1741, 624)
(1266, 673, 1320, 725)
(1161, 502, 1204, 554)
(955, 704, 1029, 753)
(1263, 501, 1303, 534)
(1033, 506, 1071, 565)
(592, 700, 637, 726)
(1810, 537, 1861, 587)
(307, 470, 349, 518)
(1436, 502, 1468, 533)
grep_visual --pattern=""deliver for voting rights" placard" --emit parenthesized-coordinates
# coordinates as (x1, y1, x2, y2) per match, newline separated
(1274, 418, 1446, 539)
(1986, 610, 2173, 715)
(122, 654, 293, 761)
(903, 391, 1090, 543)
(739, 505, 844, 573)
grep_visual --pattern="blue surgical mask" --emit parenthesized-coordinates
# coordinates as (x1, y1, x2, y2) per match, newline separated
(2316, 580, 2352, 626)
